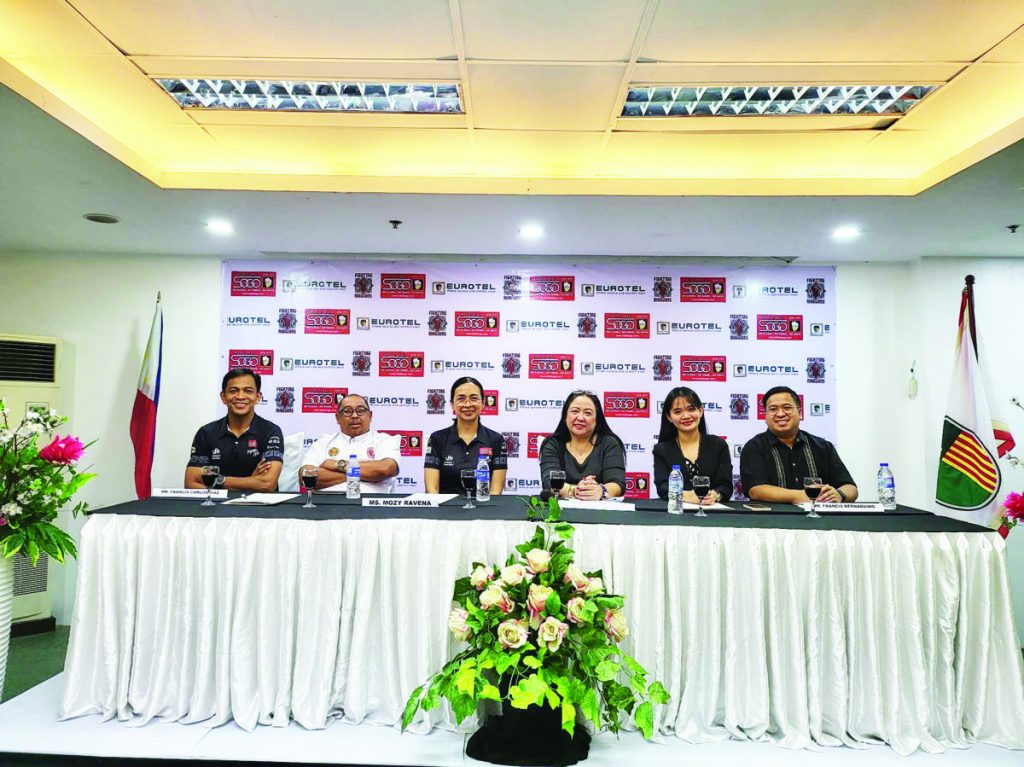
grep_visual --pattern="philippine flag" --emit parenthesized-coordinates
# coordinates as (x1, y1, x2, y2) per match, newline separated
(130, 296, 163, 499)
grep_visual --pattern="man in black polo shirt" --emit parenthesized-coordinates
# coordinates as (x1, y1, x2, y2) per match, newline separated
(184, 368, 284, 492)
(740, 386, 858, 504)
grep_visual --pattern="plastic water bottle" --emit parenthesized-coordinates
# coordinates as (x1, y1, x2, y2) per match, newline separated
(877, 463, 896, 510)
(346, 454, 361, 499)
(475, 448, 491, 503)
(667, 465, 684, 514)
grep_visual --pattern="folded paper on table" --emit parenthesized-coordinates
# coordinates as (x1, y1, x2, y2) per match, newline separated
(559, 499, 636, 511)
(152, 488, 228, 500)
(798, 502, 886, 512)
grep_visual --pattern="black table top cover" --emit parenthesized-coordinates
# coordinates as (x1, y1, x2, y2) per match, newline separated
(93, 494, 991, 534)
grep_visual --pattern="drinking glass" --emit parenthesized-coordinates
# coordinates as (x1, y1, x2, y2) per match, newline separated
(804, 476, 823, 519)
(200, 465, 219, 506)
(547, 470, 566, 498)
(692, 475, 711, 517)
(461, 469, 477, 509)
(301, 467, 319, 508)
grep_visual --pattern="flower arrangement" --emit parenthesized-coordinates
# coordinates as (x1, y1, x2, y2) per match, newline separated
(996, 491, 1024, 539)
(0, 399, 94, 564)
(402, 497, 668, 740)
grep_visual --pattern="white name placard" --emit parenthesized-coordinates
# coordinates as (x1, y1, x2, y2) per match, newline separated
(152, 488, 228, 500)
(799, 502, 886, 513)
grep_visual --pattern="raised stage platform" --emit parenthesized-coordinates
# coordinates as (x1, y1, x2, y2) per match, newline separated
(1, 675, 1021, 767)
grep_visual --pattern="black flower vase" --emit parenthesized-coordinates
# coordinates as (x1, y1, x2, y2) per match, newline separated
(466, 680, 591, 766)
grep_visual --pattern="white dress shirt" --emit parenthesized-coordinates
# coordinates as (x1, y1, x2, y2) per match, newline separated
(301, 430, 401, 494)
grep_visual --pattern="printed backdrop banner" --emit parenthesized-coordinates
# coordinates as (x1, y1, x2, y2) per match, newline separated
(220, 261, 837, 498)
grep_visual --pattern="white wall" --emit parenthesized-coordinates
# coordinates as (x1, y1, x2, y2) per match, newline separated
(1, 251, 1023, 637)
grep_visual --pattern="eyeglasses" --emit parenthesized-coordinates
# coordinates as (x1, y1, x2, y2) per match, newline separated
(765, 405, 797, 415)
(339, 407, 370, 416)
(453, 395, 482, 404)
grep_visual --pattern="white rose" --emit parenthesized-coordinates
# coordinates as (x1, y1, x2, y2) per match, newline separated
(537, 616, 568, 652)
(584, 577, 604, 595)
(604, 608, 628, 642)
(563, 564, 590, 592)
(499, 563, 530, 586)
(497, 619, 528, 650)
(525, 548, 551, 573)
(448, 607, 472, 642)
(470, 564, 495, 590)
(479, 585, 514, 613)
(566, 597, 588, 625)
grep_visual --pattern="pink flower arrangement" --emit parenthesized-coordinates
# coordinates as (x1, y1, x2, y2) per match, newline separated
(38, 435, 85, 465)
(997, 492, 1024, 538)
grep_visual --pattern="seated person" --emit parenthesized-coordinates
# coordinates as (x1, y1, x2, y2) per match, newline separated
(652, 386, 732, 503)
(539, 391, 625, 500)
(300, 393, 400, 493)
(740, 386, 858, 505)
(424, 377, 507, 495)
(184, 368, 283, 491)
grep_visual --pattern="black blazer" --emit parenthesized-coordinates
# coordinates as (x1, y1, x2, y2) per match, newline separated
(652, 434, 733, 500)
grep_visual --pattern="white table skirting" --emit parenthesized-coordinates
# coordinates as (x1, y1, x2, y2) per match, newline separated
(59, 514, 1024, 755)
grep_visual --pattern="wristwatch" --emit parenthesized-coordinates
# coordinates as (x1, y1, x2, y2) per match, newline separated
(836, 488, 848, 502)
(213, 475, 225, 489)
(337, 459, 348, 474)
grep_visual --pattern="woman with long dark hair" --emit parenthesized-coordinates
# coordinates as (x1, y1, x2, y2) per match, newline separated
(539, 390, 625, 500)
(424, 376, 507, 494)
(653, 386, 732, 503)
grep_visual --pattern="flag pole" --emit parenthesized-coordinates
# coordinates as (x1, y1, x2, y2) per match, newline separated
(964, 275, 977, 358)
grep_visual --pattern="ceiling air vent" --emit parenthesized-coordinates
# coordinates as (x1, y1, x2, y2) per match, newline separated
(0, 338, 57, 383)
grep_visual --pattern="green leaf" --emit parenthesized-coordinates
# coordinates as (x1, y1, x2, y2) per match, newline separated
(452, 693, 477, 724)
(547, 496, 561, 521)
(26, 540, 40, 566)
(629, 673, 647, 695)
(580, 688, 600, 725)
(401, 684, 425, 730)
(522, 655, 541, 669)
(595, 660, 620, 682)
(455, 663, 477, 695)
(509, 674, 547, 709)
(553, 522, 574, 540)
(479, 684, 502, 702)
(545, 689, 560, 709)
(494, 651, 520, 676)
(648, 681, 670, 705)
(634, 701, 654, 740)
(620, 653, 648, 678)
(561, 701, 576, 735)
(544, 591, 561, 616)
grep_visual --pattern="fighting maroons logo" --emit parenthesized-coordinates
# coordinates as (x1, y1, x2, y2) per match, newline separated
(652, 276, 672, 302)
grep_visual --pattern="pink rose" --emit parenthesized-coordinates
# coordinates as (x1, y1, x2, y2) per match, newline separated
(497, 619, 528, 650)
(480, 585, 515, 613)
(526, 584, 553, 624)
(39, 435, 85, 464)
(563, 564, 589, 592)
(537, 616, 568, 652)
(584, 577, 604, 595)
(604, 608, 628, 642)
(448, 607, 472, 642)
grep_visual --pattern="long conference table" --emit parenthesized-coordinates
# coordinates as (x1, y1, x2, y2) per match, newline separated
(58, 494, 1024, 756)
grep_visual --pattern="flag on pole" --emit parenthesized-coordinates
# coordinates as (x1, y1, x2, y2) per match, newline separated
(935, 275, 1015, 527)
(130, 294, 163, 499)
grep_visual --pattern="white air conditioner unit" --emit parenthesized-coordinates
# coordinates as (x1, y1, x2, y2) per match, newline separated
(0, 334, 62, 626)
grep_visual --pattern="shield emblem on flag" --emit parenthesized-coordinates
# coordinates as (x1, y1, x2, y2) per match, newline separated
(936, 417, 1000, 511)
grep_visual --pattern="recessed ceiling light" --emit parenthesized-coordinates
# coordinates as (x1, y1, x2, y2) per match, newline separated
(831, 224, 862, 242)
(83, 213, 120, 224)
(156, 79, 463, 114)
(622, 84, 935, 118)
(206, 218, 234, 236)
(518, 223, 544, 240)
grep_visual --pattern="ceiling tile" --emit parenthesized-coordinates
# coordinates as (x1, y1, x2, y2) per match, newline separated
(468, 63, 625, 130)
(460, 0, 647, 61)
(71, 0, 456, 59)
(132, 57, 461, 82)
(642, 0, 1024, 62)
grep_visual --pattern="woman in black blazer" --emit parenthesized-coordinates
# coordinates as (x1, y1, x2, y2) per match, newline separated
(652, 386, 733, 502)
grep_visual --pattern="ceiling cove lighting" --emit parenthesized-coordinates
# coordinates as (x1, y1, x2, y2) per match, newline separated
(156, 79, 463, 113)
(831, 224, 862, 242)
(518, 223, 544, 240)
(206, 218, 235, 236)
(621, 85, 936, 117)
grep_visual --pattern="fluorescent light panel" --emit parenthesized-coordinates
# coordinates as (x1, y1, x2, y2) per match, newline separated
(156, 79, 463, 113)
(622, 85, 936, 117)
